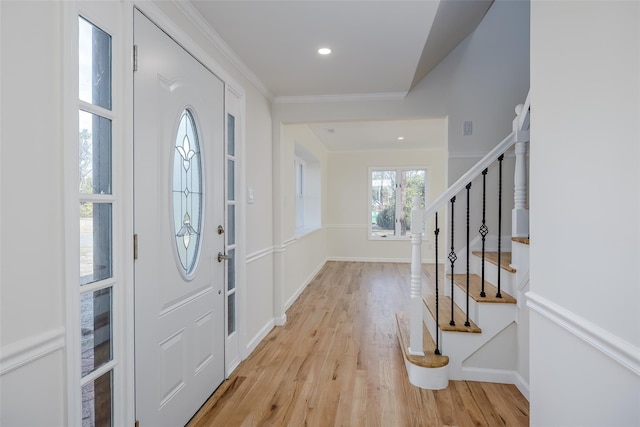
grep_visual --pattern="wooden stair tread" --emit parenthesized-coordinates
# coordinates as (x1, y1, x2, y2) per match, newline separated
(395, 313, 449, 368)
(512, 237, 530, 245)
(472, 251, 516, 273)
(447, 274, 517, 303)
(423, 295, 481, 333)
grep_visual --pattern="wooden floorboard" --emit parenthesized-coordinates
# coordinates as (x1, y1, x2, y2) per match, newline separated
(187, 261, 529, 427)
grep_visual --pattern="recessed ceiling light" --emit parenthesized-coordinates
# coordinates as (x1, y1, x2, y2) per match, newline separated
(397, 136, 405, 141)
(318, 47, 332, 55)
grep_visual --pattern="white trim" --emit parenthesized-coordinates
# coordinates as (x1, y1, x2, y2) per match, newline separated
(513, 371, 530, 401)
(326, 224, 367, 229)
(284, 259, 327, 311)
(527, 291, 640, 376)
(0, 328, 66, 376)
(245, 246, 274, 264)
(459, 367, 529, 400)
(274, 92, 407, 104)
(274, 238, 296, 253)
(246, 319, 275, 354)
(171, 1, 269, 101)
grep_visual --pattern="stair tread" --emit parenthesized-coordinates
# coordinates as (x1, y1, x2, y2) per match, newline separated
(423, 295, 482, 333)
(472, 251, 516, 273)
(395, 313, 449, 368)
(512, 237, 530, 245)
(447, 274, 517, 303)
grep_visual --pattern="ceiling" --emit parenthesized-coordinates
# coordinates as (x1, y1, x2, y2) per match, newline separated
(189, 0, 493, 151)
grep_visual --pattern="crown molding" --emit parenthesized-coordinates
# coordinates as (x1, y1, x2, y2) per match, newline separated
(274, 92, 407, 104)
(172, 1, 273, 101)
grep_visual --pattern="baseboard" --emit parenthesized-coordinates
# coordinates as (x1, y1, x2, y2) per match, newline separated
(513, 371, 530, 401)
(527, 291, 640, 376)
(459, 366, 527, 397)
(0, 327, 65, 376)
(274, 314, 287, 327)
(246, 319, 275, 354)
(283, 259, 327, 311)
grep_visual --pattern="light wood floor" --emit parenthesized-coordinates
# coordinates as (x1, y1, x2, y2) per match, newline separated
(188, 261, 529, 427)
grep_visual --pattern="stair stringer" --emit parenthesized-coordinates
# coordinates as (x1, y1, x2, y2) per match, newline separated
(423, 298, 517, 381)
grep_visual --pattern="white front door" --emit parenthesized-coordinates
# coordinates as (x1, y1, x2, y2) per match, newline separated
(133, 10, 225, 426)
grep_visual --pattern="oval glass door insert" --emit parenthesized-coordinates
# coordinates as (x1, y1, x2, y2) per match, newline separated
(173, 109, 202, 277)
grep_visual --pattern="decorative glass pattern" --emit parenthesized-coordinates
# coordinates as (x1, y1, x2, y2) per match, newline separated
(173, 109, 202, 276)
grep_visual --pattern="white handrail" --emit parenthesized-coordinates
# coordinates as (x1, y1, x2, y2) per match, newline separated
(423, 131, 516, 221)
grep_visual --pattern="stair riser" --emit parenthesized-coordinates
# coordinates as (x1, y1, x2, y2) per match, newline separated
(470, 256, 516, 296)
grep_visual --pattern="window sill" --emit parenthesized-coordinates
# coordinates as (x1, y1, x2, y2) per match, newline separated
(295, 225, 322, 239)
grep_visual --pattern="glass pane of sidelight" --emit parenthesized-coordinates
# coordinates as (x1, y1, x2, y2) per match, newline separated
(227, 293, 236, 335)
(227, 114, 235, 156)
(81, 287, 112, 377)
(79, 17, 112, 110)
(227, 248, 235, 292)
(79, 110, 112, 195)
(80, 203, 112, 285)
(81, 369, 112, 427)
(371, 170, 396, 237)
(227, 160, 235, 201)
(227, 204, 235, 246)
(172, 110, 203, 276)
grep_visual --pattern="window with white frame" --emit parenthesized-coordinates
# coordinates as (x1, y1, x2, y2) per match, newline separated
(78, 15, 116, 427)
(294, 143, 321, 234)
(295, 157, 305, 229)
(369, 168, 426, 239)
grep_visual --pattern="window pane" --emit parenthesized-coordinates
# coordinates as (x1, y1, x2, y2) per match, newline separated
(227, 114, 235, 156)
(402, 170, 426, 235)
(173, 110, 202, 276)
(227, 159, 235, 201)
(371, 170, 396, 237)
(82, 369, 112, 427)
(80, 203, 112, 285)
(79, 111, 112, 194)
(227, 205, 235, 246)
(79, 17, 112, 110)
(81, 287, 112, 377)
(227, 248, 235, 292)
(227, 293, 236, 335)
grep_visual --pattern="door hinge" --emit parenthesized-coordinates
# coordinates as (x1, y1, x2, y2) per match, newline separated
(135, 421, 139, 427)
(133, 234, 138, 260)
(133, 45, 138, 72)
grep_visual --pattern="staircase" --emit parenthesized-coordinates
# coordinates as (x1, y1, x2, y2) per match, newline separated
(396, 92, 530, 396)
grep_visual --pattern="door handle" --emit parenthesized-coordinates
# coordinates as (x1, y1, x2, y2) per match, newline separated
(217, 252, 230, 262)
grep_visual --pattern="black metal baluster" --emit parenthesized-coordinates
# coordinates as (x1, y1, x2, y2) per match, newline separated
(496, 154, 504, 299)
(465, 183, 471, 327)
(434, 212, 441, 355)
(479, 169, 488, 298)
(448, 197, 457, 326)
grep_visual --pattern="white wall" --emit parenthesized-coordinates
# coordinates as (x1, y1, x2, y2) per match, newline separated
(0, 2, 67, 425)
(327, 147, 446, 262)
(530, 1, 640, 425)
(277, 124, 328, 313)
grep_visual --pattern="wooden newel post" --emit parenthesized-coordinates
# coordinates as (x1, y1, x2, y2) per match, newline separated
(409, 196, 425, 356)
(512, 103, 530, 238)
